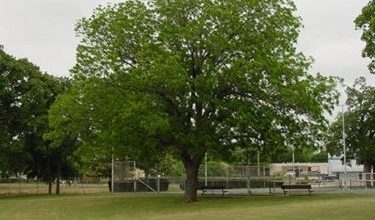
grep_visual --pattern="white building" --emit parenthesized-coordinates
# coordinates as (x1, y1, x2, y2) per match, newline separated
(269, 155, 364, 181)
(328, 156, 363, 180)
(270, 162, 328, 176)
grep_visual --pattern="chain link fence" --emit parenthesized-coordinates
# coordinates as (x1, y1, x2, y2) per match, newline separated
(0, 178, 109, 196)
(2, 163, 375, 196)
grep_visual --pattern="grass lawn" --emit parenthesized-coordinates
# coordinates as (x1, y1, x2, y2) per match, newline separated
(0, 193, 373, 220)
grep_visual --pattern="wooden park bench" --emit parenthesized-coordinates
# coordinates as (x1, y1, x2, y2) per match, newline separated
(281, 184, 313, 196)
(200, 185, 228, 196)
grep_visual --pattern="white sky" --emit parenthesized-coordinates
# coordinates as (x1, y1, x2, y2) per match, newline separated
(0, 0, 374, 104)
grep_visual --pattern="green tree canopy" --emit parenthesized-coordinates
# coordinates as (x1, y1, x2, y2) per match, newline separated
(0, 46, 59, 174)
(355, 0, 375, 73)
(327, 77, 375, 172)
(51, 0, 339, 202)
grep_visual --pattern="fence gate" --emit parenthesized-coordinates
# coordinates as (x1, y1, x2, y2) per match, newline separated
(112, 161, 159, 192)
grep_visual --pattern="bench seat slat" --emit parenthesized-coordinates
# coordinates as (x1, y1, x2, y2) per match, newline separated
(281, 184, 313, 196)
(200, 186, 227, 196)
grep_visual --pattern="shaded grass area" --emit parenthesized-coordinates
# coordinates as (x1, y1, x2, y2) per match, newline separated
(0, 183, 109, 195)
(0, 193, 373, 220)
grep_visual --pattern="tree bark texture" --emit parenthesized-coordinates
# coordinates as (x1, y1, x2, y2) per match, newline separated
(56, 162, 61, 195)
(48, 180, 52, 195)
(183, 155, 200, 203)
(47, 153, 52, 195)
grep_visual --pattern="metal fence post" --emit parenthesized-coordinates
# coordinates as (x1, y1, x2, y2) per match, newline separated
(157, 175, 160, 193)
(111, 153, 114, 193)
(273, 175, 276, 194)
(133, 161, 137, 192)
(371, 166, 374, 188)
(263, 166, 266, 188)
(205, 153, 208, 187)
(247, 164, 251, 195)
(226, 166, 229, 189)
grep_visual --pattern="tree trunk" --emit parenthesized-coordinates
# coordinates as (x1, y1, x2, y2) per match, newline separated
(56, 176, 60, 195)
(182, 155, 200, 203)
(47, 150, 52, 195)
(48, 180, 52, 195)
(56, 162, 61, 195)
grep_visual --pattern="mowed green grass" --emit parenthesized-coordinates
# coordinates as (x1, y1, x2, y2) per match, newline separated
(0, 193, 374, 220)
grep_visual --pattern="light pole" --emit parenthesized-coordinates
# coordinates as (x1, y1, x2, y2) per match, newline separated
(341, 105, 348, 190)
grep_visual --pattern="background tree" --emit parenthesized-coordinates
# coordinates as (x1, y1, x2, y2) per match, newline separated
(0, 46, 76, 194)
(23, 77, 75, 195)
(47, 77, 168, 179)
(327, 77, 375, 175)
(0, 46, 56, 175)
(355, 0, 375, 73)
(268, 148, 328, 163)
(52, 0, 339, 202)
